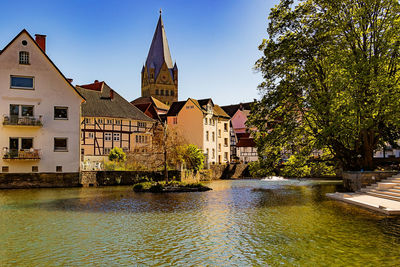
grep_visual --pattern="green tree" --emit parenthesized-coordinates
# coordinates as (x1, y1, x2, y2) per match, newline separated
(108, 147, 126, 162)
(249, 0, 400, 171)
(181, 144, 205, 171)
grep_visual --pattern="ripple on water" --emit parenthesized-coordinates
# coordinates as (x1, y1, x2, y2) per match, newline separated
(0, 180, 399, 266)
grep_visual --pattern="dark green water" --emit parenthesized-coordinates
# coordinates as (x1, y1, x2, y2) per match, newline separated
(1, 179, 399, 266)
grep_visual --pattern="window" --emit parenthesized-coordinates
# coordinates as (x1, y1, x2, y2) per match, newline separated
(218, 143, 221, 151)
(2, 166, 9, 173)
(116, 120, 122, 125)
(204, 118, 207, 125)
(155, 89, 159, 95)
(224, 138, 228, 147)
(113, 133, 120, 141)
(54, 107, 68, 120)
(11, 76, 34, 89)
(224, 152, 228, 161)
(107, 119, 113, 124)
(21, 105, 34, 117)
(19, 51, 29, 64)
(97, 118, 103, 124)
(105, 133, 112, 141)
(212, 132, 215, 142)
(212, 149, 215, 159)
(172, 117, 177, 124)
(171, 90, 174, 96)
(21, 138, 33, 149)
(165, 90, 169, 96)
(10, 105, 34, 117)
(160, 89, 164, 95)
(88, 132, 94, 139)
(56, 166, 62, 172)
(138, 122, 146, 128)
(206, 148, 209, 156)
(104, 148, 111, 154)
(84, 118, 91, 124)
(32, 166, 38, 172)
(218, 129, 221, 138)
(54, 138, 68, 151)
(206, 131, 209, 141)
(224, 123, 228, 132)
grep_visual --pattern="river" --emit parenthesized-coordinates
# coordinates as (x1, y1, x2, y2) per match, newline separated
(0, 179, 399, 266)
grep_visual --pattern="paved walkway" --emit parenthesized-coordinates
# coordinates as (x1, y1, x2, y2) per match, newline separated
(327, 192, 400, 215)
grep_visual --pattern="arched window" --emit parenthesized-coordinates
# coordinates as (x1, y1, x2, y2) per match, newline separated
(19, 51, 29, 64)
(160, 89, 164, 95)
(155, 89, 159, 95)
(165, 90, 169, 96)
(171, 90, 174, 96)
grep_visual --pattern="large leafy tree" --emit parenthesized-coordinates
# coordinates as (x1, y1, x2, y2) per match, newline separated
(249, 0, 400, 171)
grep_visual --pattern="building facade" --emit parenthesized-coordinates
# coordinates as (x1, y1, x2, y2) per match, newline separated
(141, 12, 178, 105)
(0, 30, 84, 173)
(77, 81, 154, 169)
(166, 98, 231, 165)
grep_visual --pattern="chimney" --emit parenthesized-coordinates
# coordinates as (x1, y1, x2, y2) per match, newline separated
(67, 78, 73, 83)
(35, 34, 46, 52)
(94, 80, 99, 83)
(110, 89, 114, 100)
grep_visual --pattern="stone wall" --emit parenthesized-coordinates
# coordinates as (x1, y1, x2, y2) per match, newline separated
(210, 164, 250, 179)
(0, 173, 80, 189)
(342, 171, 397, 192)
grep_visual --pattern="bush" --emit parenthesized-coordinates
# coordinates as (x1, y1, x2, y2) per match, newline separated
(108, 147, 126, 162)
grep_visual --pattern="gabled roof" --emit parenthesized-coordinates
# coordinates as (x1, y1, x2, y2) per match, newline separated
(79, 80, 104, 91)
(131, 96, 170, 111)
(166, 100, 186, 116)
(236, 138, 256, 147)
(145, 13, 174, 78)
(76, 82, 154, 122)
(0, 29, 85, 101)
(134, 103, 161, 121)
(221, 102, 254, 117)
(213, 104, 230, 119)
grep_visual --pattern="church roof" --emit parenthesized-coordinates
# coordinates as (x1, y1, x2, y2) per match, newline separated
(145, 13, 174, 78)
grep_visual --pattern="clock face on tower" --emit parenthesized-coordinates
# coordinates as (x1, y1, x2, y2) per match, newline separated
(161, 75, 168, 83)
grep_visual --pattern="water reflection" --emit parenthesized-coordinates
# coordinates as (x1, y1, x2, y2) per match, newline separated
(0, 179, 399, 266)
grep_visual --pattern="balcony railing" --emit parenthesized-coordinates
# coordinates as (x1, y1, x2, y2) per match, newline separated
(3, 115, 43, 127)
(2, 149, 41, 160)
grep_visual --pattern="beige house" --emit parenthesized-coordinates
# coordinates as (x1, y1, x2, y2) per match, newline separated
(166, 98, 231, 165)
(76, 81, 155, 169)
(0, 30, 84, 173)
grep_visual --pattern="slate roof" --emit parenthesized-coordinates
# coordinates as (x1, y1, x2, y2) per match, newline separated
(221, 102, 254, 117)
(76, 82, 154, 122)
(166, 98, 230, 119)
(145, 14, 174, 78)
(166, 100, 186, 116)
(131, 96, 170, 111)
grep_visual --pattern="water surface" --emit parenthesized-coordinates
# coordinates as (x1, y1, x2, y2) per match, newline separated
(1, 179, 399, 266)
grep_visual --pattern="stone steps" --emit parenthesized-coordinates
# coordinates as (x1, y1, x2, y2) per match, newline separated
(359, 173, 400, 202)
(366, 191, 400, 202)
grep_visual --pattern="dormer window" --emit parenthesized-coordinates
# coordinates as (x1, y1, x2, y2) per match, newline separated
(19, 51, 29, 65)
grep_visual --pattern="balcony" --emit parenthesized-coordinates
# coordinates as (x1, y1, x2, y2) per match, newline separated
(2, 149, 41, 161)
(3, 115, 43, 127)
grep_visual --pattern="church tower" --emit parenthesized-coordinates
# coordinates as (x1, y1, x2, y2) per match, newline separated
(141, 11, 178, 105)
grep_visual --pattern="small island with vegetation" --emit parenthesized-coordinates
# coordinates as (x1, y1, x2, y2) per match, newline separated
(133, 180, 212, 193)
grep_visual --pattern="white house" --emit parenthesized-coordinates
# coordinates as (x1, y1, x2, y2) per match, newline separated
(0, 29, 84, 174)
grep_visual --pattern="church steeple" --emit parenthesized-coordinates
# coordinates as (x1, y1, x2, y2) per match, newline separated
(141, 11, 178, 105)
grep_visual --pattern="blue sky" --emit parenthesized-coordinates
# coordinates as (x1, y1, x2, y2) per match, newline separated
(0, 0, 278, 105)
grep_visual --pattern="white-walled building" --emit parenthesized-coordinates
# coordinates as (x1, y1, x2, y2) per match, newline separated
(0, 30, 84, 173)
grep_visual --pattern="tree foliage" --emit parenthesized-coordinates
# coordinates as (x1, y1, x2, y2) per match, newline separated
(180, 144, 205, 171)
(249, 0, 400, 171)
(108, 147, 127, 162)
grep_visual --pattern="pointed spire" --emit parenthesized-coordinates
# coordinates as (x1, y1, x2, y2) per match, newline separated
(145, 11, 174, 77)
